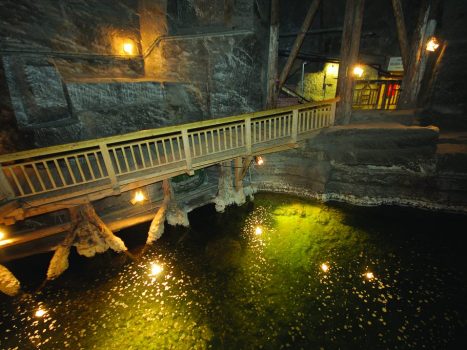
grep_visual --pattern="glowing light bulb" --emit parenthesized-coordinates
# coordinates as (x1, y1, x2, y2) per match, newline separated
(365, 271, 374, 280)
(149, 263, 163, 277)
(353, 65, 364, 78)
(321, 263, 329, 272)
(123, 41, 134, 55)
(255, 226, 263, 235)
(35, 308, 46, 318)
(255, 156, 264, 166)
(131, 190, 146, 205)
(426, 37, 440, 52)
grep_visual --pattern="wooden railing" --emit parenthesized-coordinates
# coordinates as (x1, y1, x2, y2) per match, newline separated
(352, 79, 401, 110)
(0, 99, 337, 202)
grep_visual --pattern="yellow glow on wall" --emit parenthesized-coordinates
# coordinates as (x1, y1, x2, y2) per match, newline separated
(0, 230, 5, 241)
(426, 37, 440, 52)
(325, 63, 339, 77)
(353, 65, 364, 78)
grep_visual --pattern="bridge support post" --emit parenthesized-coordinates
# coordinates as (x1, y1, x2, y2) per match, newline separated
(181, 129, 194, 175)
(47, 203, 128, 280)
(0, 264, 20, 296)
(291, 109, 299, 143)
(234, 157, 243, 192)
(99, 144, 118, 187)
(245, 118, 252, 155)
(147, 179, 172, 244)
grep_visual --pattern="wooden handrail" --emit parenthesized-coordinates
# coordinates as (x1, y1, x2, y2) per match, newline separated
(0, 99, 339, 163)
(0, 99, 339, 206)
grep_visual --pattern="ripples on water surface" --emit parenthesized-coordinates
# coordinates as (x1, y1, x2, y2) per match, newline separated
(1, 193, 467, 349)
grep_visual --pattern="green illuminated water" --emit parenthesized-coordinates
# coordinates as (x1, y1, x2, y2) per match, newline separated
(1, 193, 467, 349)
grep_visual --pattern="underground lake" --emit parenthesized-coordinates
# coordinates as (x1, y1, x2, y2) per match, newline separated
(1, 193, 467, 349)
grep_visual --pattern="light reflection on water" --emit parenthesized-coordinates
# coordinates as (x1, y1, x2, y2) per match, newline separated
(1, 193, 467, 349)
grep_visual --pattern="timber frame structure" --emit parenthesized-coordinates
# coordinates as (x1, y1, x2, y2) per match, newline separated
(0, 99, 338, 252)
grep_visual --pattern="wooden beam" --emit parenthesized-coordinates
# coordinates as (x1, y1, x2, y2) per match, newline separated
(266, 0, 279, 108)
(335, 0, 365, 125)
(419, 40, 447, 107)
(391, 0, 410, 69)
(240, 156, 253, 180)
(234, 157, 243, 192)
(398, 0, 435, 109)
(277, 0, 321, 91)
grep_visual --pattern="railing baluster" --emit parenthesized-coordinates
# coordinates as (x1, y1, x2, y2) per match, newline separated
(154, 141, 161, 165)
(75, 155, 87, 182)
(129, 145, 138, 170)
(146, 142, 155, 166)
(122, 147, 131, 173)
(53, 159, 67, 187)
(64, 158, 78, 184)
(32, 163, 46, 192)
(8, 167, 25, 196)
(85, 153, 97, 180)
(162, 139, 168, 164)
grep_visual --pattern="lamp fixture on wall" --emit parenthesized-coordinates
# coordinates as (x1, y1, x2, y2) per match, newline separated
(122, 40, 135, 55)
(426, 36, 440, 52)
(352, 65, 364, 78)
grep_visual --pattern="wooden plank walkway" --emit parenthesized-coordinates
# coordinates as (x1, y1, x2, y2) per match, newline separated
(0, 99, 337, 225)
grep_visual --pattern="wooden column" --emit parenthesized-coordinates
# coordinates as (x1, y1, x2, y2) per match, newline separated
(335, 0, 365, 125)
(234, 157, 243, 192)
(391, 0, 410, 69)
(266, 0, 279, 108)
(277, 0, 321, 92)
(398, 0, 435, 109)
(419, 40, 447, 107)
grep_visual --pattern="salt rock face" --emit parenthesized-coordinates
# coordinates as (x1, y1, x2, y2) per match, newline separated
(0, 264, 20, 296)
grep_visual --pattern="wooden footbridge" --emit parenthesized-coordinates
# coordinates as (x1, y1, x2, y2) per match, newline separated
(0, 99, 337, 250)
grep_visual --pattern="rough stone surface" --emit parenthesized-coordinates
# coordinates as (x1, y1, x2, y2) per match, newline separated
(0, 264, 20, 296)
(252, 124, 467, 213)
(0, 0, 267, 148)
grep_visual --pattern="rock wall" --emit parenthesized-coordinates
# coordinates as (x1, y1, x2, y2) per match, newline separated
(0, 0, 267, 149)
(252, 124, 467, 213)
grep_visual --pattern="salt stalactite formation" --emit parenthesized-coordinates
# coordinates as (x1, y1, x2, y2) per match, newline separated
(147, 180, 171, 244)
(165, 179, 190, 227)
(47, 204, 127, 280)
(214, 161, 248, 212)
(0, 264, 20, 296)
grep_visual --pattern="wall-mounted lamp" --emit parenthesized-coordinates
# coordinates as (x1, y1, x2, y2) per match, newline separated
(131, 189, 147, 205)
(426, 37, 440, 52)
(255, 156, 264, 166)
(352, 65, 364, 78)
(122, 40, 135, 55)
